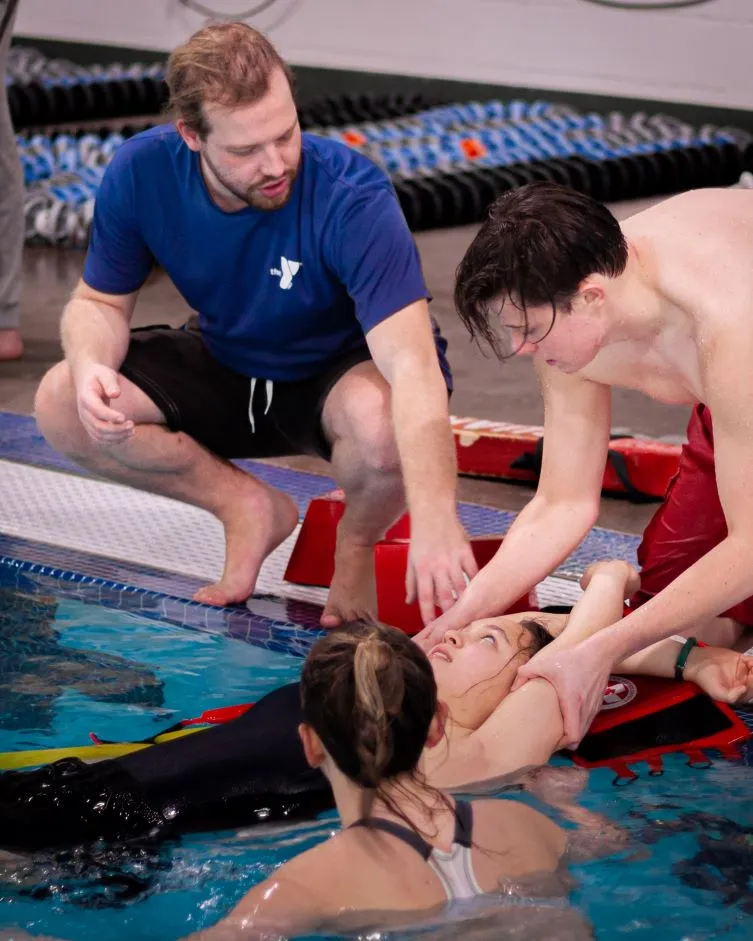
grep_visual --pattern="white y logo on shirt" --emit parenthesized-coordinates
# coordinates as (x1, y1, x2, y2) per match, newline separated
(270, 256, 302, 290)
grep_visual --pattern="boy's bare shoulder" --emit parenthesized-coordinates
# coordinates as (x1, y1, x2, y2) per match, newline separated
(626, 189, 753, 304)
(625, 187, 753, 231)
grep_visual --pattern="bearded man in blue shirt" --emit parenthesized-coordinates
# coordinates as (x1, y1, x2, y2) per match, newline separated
(34, 22, 475, 627)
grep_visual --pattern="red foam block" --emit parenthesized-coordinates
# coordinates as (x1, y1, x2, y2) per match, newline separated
(375, 536, 537, 635)
(452, 417, 543, 483)
(284, 490, 410, 588)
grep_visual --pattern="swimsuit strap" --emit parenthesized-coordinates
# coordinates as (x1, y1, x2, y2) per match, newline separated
(453, 799, 473, 848)
(349, 816, 433, 860)
(349, 800, 474, 859)
(351, 802, 481, 901)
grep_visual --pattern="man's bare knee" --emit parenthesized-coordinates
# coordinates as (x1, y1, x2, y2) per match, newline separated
(35, 361, 167, 457)
(366, 426, 401, 476)
(34, 362, 82, 453)
(35, 361, 75, 413)
(349, 409, 401, 478)
(331, 382, 401, 477)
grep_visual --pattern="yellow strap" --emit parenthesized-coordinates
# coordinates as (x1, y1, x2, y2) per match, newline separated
(0, 725, 206, 771)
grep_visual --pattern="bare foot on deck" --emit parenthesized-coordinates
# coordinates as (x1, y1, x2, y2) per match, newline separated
(0, 329, 23, 362)
(320, 540, 377, 628)
(193, 486, 298, 607)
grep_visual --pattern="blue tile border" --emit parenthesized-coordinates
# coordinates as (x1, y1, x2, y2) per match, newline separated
(0, 540, 326, 661)
(0, 532, 209, 598)
(0, 411, 79, 474)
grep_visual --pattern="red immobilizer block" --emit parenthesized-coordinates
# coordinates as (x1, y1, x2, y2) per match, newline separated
(284, 490, 410, 588)
(375, 535, 538, 635)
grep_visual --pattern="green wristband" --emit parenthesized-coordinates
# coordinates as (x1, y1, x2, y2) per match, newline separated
(674, 637, 698, 681)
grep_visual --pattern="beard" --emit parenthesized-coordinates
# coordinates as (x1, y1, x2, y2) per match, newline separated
(201, 150, 300, 212)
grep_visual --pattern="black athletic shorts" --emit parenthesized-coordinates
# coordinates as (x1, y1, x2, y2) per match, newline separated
(119, 322, 374, 461)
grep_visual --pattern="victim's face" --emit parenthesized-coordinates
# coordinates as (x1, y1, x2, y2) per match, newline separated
(427, 617, 537, 728)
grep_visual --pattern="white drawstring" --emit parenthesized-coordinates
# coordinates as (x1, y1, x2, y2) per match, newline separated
(248, 378, 274, 433)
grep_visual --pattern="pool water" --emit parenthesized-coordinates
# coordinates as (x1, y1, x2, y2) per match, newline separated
(1, 561, 753, 941)
(0, 586, 302, 754)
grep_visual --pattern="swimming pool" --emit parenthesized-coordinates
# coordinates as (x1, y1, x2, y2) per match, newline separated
(1, 553, 753, 941)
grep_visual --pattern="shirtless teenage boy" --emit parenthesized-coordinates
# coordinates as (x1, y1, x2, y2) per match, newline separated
(416, 182, 753, 744)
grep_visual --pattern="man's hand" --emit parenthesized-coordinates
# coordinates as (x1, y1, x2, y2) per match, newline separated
(684, 645, 753, 703)
(406, 517, 478, 627)
(512, 638, 612, 748)
(75, 363, 134, 444)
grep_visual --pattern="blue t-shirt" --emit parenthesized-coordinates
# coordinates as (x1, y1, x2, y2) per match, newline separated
(83, 126, 451, 387)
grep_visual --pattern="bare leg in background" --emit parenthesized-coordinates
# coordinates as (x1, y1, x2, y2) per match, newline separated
(0, 0, 24, 362)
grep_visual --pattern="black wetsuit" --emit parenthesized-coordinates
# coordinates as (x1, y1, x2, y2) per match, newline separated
(0, 682, 333, 853)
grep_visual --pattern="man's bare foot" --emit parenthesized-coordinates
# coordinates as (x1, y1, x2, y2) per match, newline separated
(321, 539, 377, 628)
(0, 329, 23, 362)
(193, 486, 298, 606)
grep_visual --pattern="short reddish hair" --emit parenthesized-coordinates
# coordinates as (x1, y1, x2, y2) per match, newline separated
(166, 21, 295, 138)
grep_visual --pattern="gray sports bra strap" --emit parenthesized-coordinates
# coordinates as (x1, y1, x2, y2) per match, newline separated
(349, 817, 432, 860)
(453, 799, 473, 848)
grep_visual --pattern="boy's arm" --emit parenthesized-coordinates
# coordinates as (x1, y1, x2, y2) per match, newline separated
(416, 364, 612, 649)
(515, 324, 753, 745)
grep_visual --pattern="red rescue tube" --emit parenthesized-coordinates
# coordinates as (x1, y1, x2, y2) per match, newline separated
(451, 415, 681, 502)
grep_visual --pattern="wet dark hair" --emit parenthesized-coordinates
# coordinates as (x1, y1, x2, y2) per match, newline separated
(520, 619, 555, 656)
(454, 182, 629, 358)
(300, 620, 446, 823)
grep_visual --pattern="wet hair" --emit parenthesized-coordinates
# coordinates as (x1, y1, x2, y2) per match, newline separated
(165, 21, 295, 139)
(454, 182, 628, 358)
(300, 620, 447, 823)
(519, 619, 555, 657)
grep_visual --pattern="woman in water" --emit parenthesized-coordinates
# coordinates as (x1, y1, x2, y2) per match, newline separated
(5, 616, 608, 941)
(181, 618, 574, 938)
(1, 561, 751, 851)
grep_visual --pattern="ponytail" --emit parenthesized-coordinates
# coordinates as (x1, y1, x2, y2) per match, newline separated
(300, 620, 438, 820)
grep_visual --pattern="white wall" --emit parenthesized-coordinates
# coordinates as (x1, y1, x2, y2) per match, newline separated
(14, 0, 753, 110)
